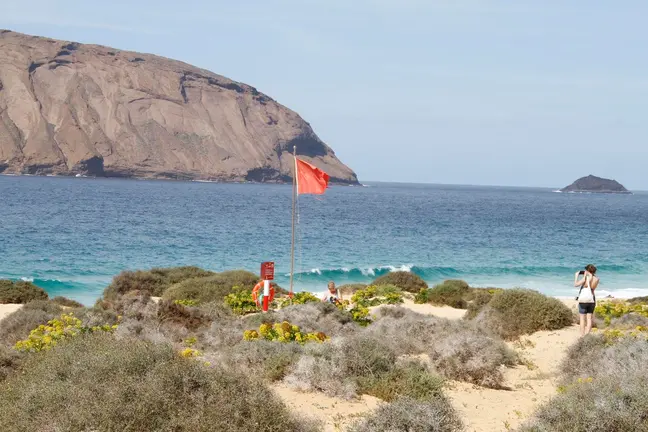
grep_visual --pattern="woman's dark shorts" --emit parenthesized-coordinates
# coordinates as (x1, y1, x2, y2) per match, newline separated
(578, 303, 595, 314)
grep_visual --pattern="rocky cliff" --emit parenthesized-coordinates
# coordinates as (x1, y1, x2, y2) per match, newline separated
(561, 175, 630, 194)
(0, 30, 358, 183)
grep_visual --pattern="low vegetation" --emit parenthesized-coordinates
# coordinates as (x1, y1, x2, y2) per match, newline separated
(371, 271, 428, 293)
(0, 300, 64, 346)
(470, 289, 573, 340)
(0, 334, 319, 432)
(349, 397, 464, 432)
(102, 266, 215, 300)
(51, 296, 85, 308)
(595, 300, 648, 326)
(243, 321, 328, 344)
(424, 279, 471, 308)
(351, 285, 404, 307)
(0, 280, 48, 304)
(0, 345, 22, 381)
(519, 330, 648, 432)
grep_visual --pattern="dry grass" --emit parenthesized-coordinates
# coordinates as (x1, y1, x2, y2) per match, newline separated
(282, 306, 516, 395)
(0, 280, 48, 304)
(0, 345, 23, 381)
(0, 334, 321, 432)
(270, 302, 357, 336)
(223, 339, 304, 381)
(348, 397, 464, 432)
(372, 271, 428, 293)
(472, 289, 573, 340)
(519, 335, 648, 432)
(368, 307, 517, 388)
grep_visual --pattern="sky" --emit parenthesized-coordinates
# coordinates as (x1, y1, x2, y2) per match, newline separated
(1, 1, 647, 189)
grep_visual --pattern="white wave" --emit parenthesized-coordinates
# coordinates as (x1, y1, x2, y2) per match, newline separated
(20, 277, 34, 282)
(595, 288, 648, 299)
(309, 268, 323, 275)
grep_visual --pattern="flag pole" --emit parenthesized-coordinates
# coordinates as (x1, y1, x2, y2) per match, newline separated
(289, 146, 297, 299)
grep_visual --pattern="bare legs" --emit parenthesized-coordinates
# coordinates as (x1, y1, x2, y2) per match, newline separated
(579, 313, 593, 336)
(585, 313, 593, 335)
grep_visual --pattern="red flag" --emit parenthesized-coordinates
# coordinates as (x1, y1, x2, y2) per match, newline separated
(296, 158, 329, 194)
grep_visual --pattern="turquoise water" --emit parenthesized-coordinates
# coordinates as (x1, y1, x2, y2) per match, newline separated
(1, 175, 647, 305)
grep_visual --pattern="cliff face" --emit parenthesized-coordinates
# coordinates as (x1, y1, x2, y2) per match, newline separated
(561, 175, 630, 194)
(0, 30, 358, 183)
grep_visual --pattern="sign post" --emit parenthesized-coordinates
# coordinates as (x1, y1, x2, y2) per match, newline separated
(260, 262, 275, 312)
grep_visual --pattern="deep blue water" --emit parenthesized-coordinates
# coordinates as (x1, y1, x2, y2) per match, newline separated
(1, 175, 647, 305)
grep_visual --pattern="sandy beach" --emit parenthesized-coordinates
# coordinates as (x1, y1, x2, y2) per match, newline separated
(0, 303, 23, 322)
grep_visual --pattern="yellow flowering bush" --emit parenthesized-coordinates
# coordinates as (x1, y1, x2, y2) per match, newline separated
(174, 299, 198, 307)
(224, 289, 258, 315)
(595, 301, 648, 325)
(14, 313, 118, 353)
(349, 304, 372, 326)
(351, 285, 404, 307)
(276, 291, 320, 308)
(180, 348, 201, 358)
(243, 321, 328, 344)
(592, 326, 648, 345)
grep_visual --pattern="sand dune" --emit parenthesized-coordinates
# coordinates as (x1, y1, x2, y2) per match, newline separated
(0, 304, 22, 322)
(275, 299, 582, 431)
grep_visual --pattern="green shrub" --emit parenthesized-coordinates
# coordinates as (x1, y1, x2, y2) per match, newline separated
(0, 280, 48, 304)
(162, 273, 267, 306)
(426, 280, 470, 308)
(162, 276, 236, 304)
(51, 296, 84, 308)
(103, 266, 215, 300)
(0, 334, 320, 432)
(283, 291, 321, 305)
(224, 289, 258, 315)
(371, 271, 428, 293)
(473, 289, 573, 340)
(351, 285, 404, 307)
(358, 361, 445, 402)
(348, 397, 463, 432)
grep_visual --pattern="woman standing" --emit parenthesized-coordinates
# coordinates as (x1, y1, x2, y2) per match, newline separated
(575, 264, 599, 336)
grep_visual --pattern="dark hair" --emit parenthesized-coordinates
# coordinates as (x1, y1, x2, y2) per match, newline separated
(585, 264, 597, 274)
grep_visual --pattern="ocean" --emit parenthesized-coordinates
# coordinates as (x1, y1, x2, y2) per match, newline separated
(1, 175, 647, 305)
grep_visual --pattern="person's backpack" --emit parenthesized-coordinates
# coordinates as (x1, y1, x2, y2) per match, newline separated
(577, 277, 595, 303)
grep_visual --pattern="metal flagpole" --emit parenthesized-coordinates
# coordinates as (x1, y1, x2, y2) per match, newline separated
(289, 146, 297, 299)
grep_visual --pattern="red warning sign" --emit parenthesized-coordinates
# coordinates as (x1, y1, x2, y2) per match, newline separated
(260, 262, 275, 280)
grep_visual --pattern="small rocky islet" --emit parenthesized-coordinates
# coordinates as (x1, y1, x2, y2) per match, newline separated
(560, 175, 631, 194)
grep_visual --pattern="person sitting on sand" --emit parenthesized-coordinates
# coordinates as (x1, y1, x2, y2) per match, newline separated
(322, 281, 342, 305)
(574, 264, 599, 336)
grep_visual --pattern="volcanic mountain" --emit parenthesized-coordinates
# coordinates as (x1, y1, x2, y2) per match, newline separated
(0, 30, 358, 184)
